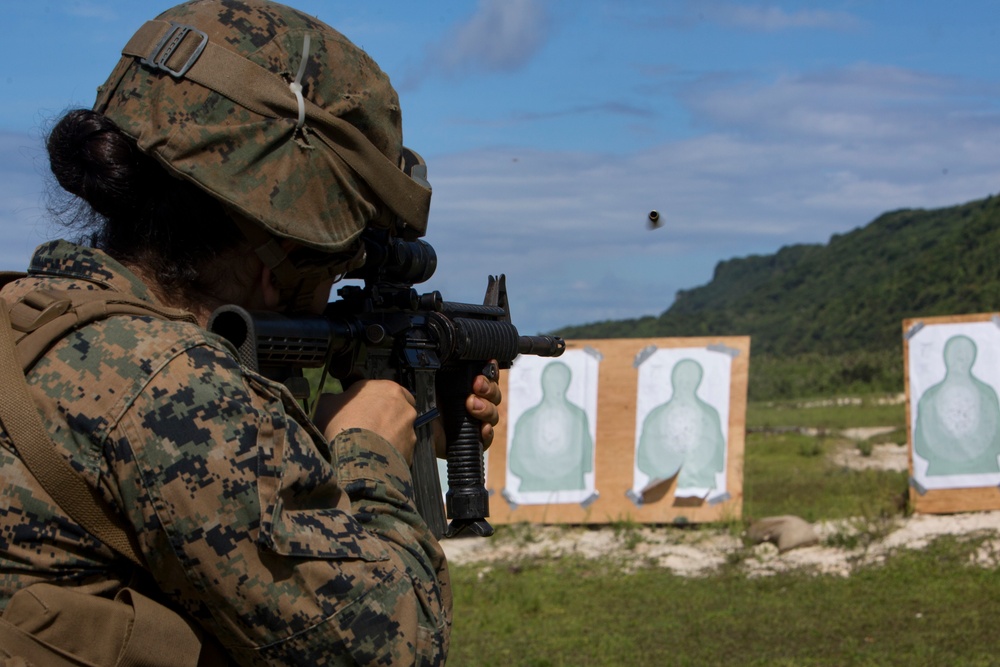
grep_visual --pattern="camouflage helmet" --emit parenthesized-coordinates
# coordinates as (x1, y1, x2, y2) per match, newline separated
(93, 0, 430, 255)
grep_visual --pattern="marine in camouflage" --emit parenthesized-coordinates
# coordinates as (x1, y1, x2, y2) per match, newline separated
(0, 240, 451, 666)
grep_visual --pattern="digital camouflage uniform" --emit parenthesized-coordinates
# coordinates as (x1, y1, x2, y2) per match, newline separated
(0, 240, 451, 666)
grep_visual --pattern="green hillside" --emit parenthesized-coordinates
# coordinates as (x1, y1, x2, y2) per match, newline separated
(557, 195, 1000, 398)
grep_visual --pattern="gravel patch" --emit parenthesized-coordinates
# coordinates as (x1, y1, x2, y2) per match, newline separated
(444, 512, 1000, 577)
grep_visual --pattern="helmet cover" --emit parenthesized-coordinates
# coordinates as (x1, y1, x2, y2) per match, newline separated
(94, 0, 425, 253)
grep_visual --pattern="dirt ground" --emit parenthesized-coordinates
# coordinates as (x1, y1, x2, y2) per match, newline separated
(443, 434, 1000, 577)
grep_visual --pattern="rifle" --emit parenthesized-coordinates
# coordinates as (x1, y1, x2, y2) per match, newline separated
(207, 229, 565, 538)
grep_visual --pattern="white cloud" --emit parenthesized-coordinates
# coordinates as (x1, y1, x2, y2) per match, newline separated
(658, 2, 862, 32)
(417, 64, 1000, 332)
(66, 1, 119, 22)
(404, 0, 552, 86)
(681, 65, 987, 141)
(707, 3, 862, 32)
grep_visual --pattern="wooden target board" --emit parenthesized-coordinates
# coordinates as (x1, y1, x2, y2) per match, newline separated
(905, 314, 1000, 514)
(485, 336, 750, 525)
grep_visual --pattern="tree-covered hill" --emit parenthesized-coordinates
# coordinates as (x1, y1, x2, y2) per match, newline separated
(556, 195, 1000, 398)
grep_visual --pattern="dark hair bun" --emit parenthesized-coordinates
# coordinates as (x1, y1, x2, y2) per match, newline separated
(45, 108, 243, 301)
(46, 109, 145, 220)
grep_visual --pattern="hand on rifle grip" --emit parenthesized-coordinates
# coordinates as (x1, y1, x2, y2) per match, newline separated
(430, 363, 501, 458)
(468, 364, 502, 446)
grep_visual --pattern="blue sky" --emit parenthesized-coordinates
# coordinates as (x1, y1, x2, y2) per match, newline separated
(2, 1, 999, 334)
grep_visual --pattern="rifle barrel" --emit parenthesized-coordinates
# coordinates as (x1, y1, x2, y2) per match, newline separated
(518, 335, 566, 357)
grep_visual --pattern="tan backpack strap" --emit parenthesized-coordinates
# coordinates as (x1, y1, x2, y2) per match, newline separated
(0, 583, 207, 667)
(115, 588, 204, 667)
(8, 290, 197, 371)
(0, 300, 144, 567)
(0, 621, 89, 666)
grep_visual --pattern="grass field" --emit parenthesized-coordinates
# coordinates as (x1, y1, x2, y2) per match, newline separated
(747, 394, 906, 431)
(746, 394, 908, 521)
(450, 536, 1000, 666)
(447, 394, 1000, 666)
(743, 430, 908, 522)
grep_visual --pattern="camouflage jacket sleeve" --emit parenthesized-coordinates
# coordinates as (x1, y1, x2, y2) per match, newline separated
(106, 335, 451, 666)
